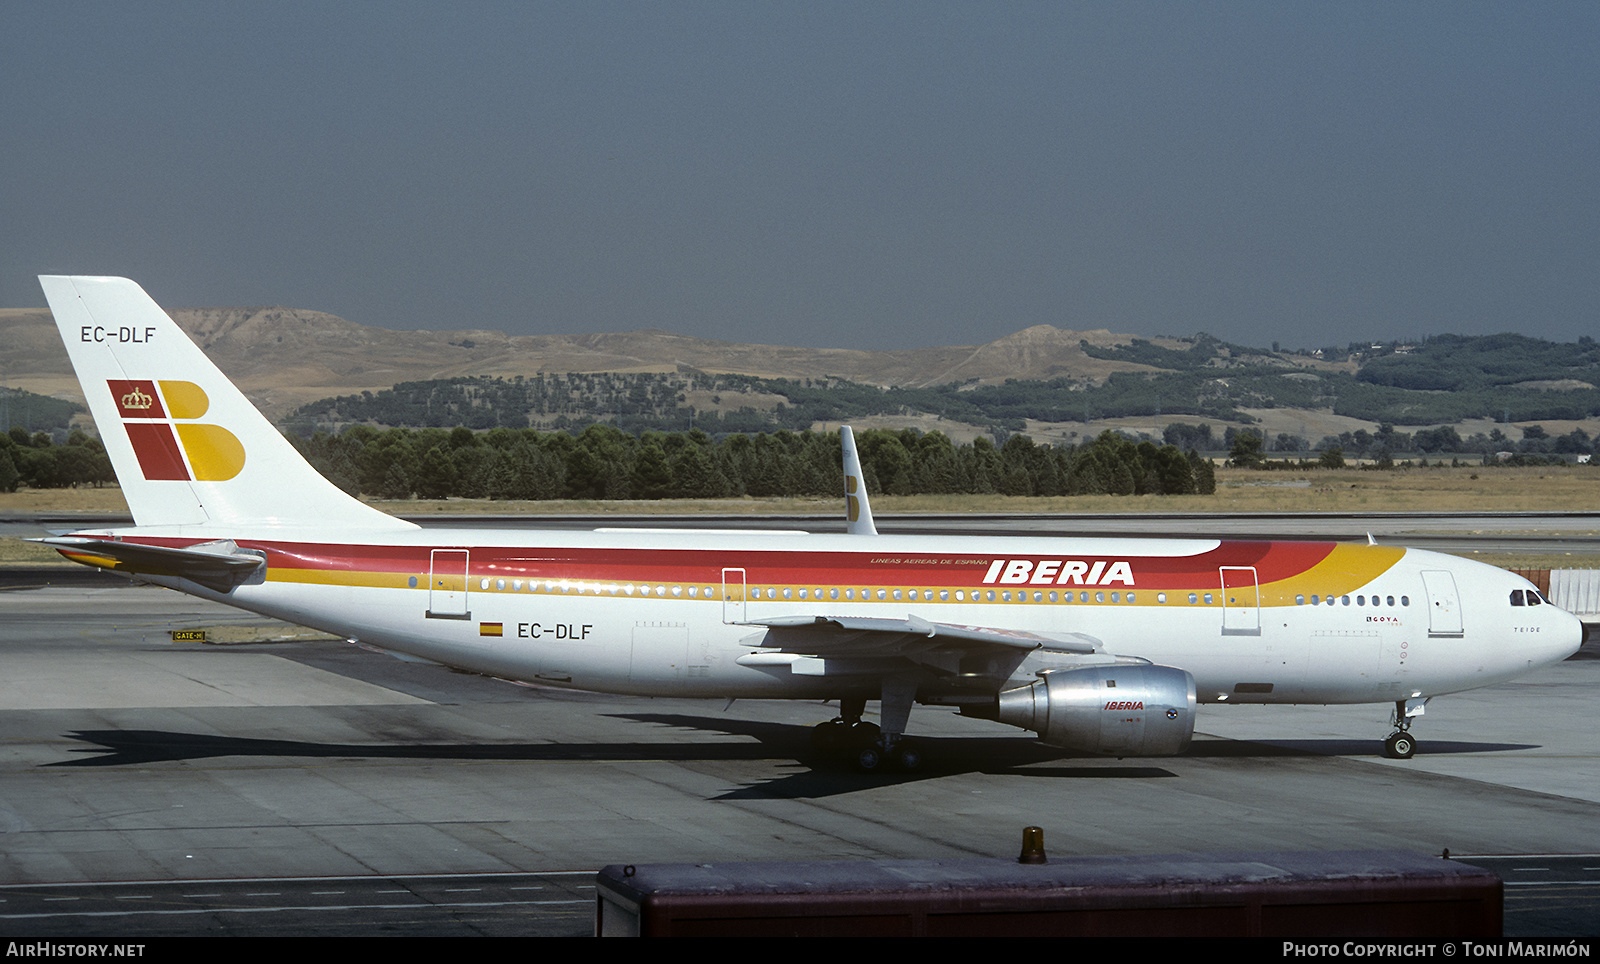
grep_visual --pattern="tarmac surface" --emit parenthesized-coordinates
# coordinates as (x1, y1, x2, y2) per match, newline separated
(0, 515, 1597, 937)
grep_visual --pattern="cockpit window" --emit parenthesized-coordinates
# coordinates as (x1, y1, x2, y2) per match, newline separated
(1510, 590, 1525, 606)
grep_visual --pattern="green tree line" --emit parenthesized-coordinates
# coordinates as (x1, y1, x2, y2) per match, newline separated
(0, 427, 115, 492)
(286, 425, 1218, 501)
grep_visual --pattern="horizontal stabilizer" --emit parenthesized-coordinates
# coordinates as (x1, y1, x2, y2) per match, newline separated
(34, 536, 264, 590)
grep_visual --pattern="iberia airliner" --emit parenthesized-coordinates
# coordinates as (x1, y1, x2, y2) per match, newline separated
(34, 277, 1584, 771)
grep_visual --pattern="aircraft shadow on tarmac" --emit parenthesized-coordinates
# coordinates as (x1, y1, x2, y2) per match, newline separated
(46, 722, 1540, 800)
(48, 722, 1171, 799)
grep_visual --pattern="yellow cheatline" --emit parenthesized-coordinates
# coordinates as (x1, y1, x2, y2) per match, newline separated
(1263, 544, 1407, 604)
(175, 423, 246, 480)
(158, 380, 210, 419)
(267, 568, 416, 589)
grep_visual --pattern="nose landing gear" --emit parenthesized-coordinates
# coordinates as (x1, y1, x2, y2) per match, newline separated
(1381, 697, 1427, 759)
(1382, 731, 1416, 759)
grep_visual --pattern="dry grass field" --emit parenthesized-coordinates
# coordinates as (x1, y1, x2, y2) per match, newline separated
(5, 466, 1600, 571)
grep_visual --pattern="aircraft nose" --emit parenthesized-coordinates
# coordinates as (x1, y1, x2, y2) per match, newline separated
(1556, 609, 1586, 662)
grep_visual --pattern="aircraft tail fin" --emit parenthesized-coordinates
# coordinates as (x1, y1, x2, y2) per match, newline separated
(39, 276, 414, 531)
(840, 426, 878, 536)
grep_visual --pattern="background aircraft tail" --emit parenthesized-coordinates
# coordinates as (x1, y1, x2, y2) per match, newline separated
(840, 426, 878, 535)
(40, 276, 414, 531)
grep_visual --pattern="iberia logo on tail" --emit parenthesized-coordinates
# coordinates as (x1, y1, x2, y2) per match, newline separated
(107, 379, 246, 481)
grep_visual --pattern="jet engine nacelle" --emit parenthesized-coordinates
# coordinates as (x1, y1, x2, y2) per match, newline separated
(995, 665, 1197, 756)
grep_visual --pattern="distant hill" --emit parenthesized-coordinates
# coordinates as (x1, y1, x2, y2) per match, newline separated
(0, 305, 1223, 420)
(6, 304, 1600, 449)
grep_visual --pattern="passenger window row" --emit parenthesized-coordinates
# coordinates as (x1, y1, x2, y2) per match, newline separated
(451, 579, 1315, 607)
(1293, 593, 1410, 607)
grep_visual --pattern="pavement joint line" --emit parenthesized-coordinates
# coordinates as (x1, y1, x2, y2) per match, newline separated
(0, 870, 598, 890)
(0, 899, 594, 921)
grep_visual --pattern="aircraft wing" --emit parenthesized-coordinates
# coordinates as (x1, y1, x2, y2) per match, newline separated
(34, 536, 264, 590)
(740, 613, 1102, 659)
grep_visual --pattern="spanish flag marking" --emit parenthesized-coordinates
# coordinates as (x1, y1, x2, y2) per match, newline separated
(479, 622, 504, 637)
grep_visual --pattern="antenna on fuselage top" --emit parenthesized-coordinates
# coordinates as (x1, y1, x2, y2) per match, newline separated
(840, 426, 878, 536)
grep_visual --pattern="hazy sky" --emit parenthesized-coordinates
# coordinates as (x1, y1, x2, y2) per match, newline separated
(3, 2, 1596, 351)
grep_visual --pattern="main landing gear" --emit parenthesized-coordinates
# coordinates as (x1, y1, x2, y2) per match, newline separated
(1382, 698, 1427, 759)
(810, 682, 925, 773)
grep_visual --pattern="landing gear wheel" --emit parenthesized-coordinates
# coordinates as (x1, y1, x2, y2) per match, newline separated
(811, 720, 848, 753)
(891, 741, 923, 772)
(1383, 733, 1416, 759)
(854, 746, 884, 772)
(847, 722, 881, 747)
